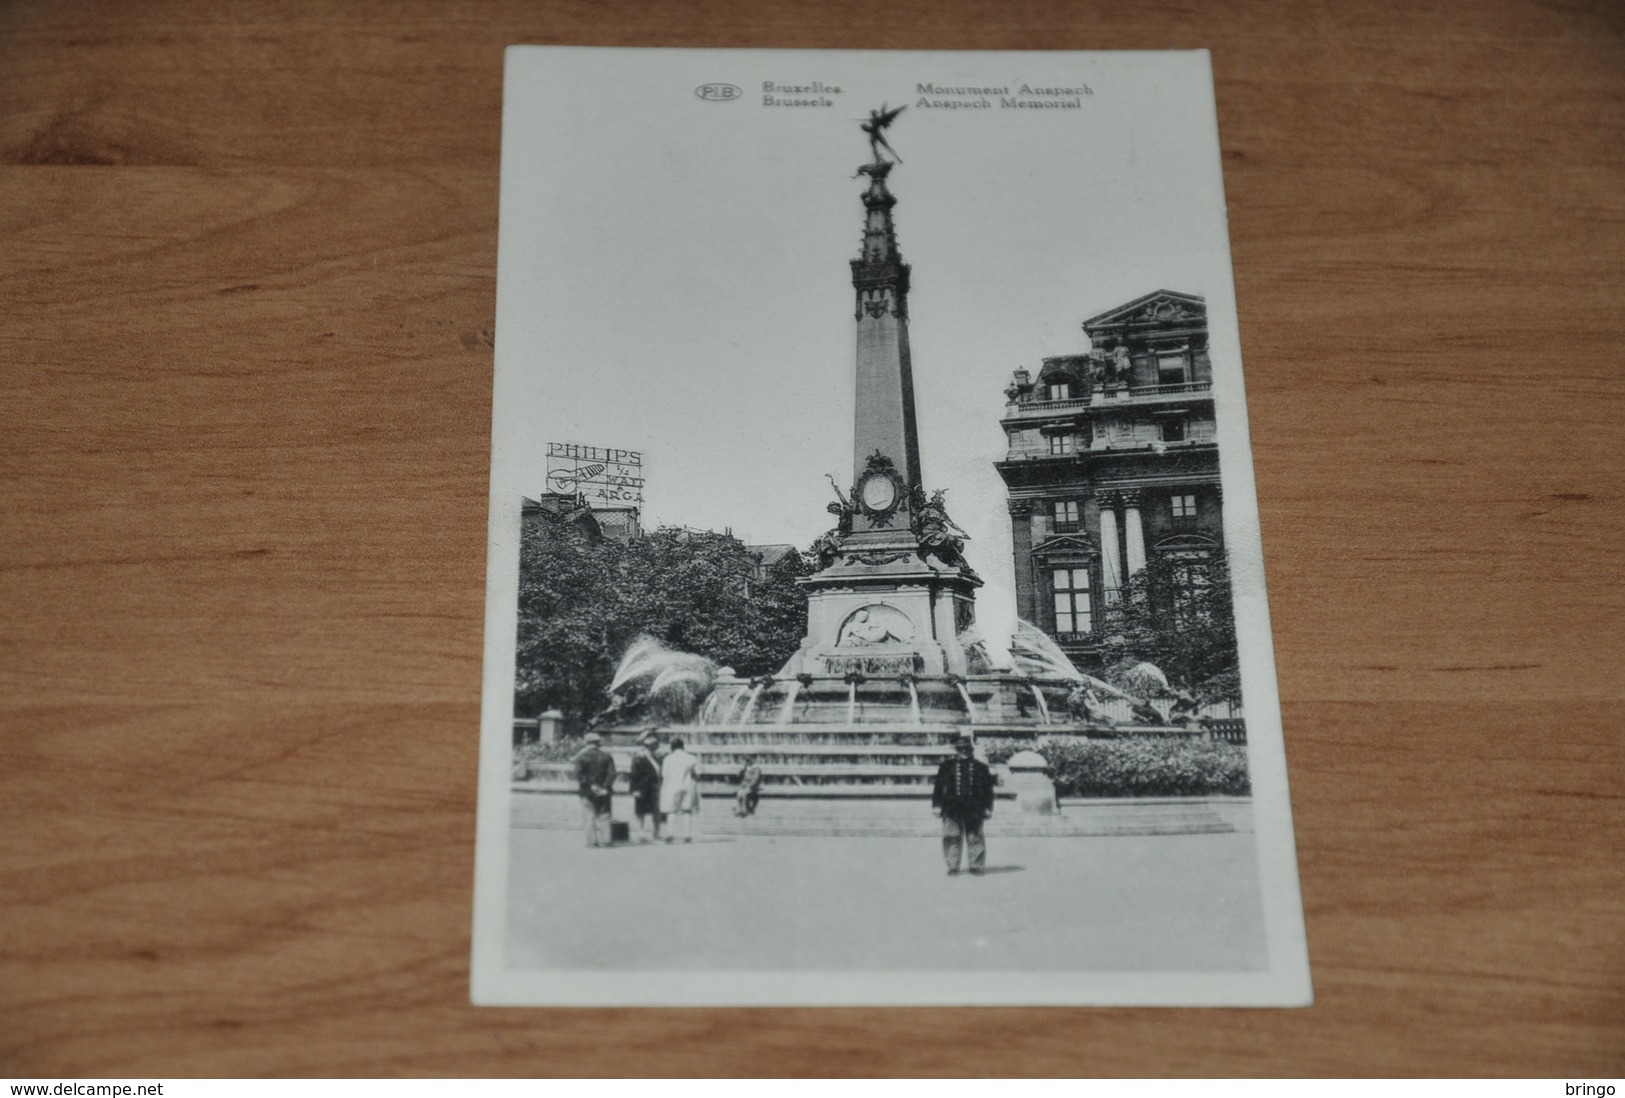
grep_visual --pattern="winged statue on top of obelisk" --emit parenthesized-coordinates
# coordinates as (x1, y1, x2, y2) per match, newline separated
(861, 103, 906, 164)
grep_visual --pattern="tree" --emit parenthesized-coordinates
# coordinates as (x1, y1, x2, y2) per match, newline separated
(514, 508, 623, 729)
(513, 517, 809, 731)
(1096, 552, 1241, 706)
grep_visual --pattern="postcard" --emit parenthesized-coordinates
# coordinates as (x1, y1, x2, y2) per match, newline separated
(471, 46, 1311, 1006)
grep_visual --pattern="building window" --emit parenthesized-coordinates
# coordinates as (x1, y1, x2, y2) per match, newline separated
(1052, 500, 1080, 531)
(1047, 382, 1072, 401)
(1171, 493, 1196, 518)
(1161, 419, 1186, 443)
(1053, 567, 1092, 634)
(1157, 351, 1188, 385)
(1048, 433, 1075, 455)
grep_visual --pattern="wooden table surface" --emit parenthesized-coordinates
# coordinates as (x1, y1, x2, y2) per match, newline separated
(2, 0, 1621, 1079)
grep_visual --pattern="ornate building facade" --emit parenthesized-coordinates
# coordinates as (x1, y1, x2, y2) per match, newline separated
(995, 290, 1225, 670)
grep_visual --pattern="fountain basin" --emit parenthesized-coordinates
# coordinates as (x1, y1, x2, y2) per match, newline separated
(698, 672, 1148, 728)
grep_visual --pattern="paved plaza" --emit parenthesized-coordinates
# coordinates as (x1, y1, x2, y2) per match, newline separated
(504, 825, 1268, 973)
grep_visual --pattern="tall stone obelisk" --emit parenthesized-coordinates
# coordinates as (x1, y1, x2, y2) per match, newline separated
(848, 159, 923, 531)
(786, 110, 982, 678)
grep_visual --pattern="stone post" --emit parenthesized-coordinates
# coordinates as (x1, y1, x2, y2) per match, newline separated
(537, 709, 565, 745)
(1005, 750, 1058, 815)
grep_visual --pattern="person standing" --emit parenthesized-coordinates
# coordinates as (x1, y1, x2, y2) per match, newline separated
(931, 731, 995, 875)
(573, 731, 617, 848)
(628, 729, 663, 842)
(659, 736, 702, 843)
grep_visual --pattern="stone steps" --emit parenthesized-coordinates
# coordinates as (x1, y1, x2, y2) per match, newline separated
(516, 776, 962, 792)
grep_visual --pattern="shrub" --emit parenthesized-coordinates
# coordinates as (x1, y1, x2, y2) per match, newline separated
(987, 735, 1249, 798)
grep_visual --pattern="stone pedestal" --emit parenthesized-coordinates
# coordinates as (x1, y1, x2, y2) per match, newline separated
(789, 533, 980, 677)
(537, 709, 565, 745)
(1005, 750, 1058, 815)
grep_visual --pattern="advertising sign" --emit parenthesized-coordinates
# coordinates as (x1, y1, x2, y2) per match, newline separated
(545, 441, 644, 506)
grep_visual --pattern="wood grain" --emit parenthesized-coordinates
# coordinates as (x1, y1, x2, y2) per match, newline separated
(2, 0, 1621, 1078)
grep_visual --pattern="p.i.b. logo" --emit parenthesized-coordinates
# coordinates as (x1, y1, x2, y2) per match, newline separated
(695, 83, 742, 102)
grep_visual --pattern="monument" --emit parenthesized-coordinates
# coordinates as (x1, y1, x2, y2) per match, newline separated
(785, 105, 984, 680)
(589, 110, 1167, 799)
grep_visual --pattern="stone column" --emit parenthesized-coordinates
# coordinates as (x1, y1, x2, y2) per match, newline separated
(1097, 493, 1122, 596)
(1007, 498, 1036, 623)
(1122, 490, 1146, 577)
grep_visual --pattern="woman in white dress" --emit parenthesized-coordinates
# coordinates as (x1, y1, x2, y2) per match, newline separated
(659, 736, 701, 843)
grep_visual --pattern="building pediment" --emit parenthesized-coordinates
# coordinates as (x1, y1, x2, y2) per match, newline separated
(1083, 290, 1205, 331)
(1033, 533, 1096, 556)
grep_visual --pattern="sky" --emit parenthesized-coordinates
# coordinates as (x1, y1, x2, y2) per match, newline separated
(492, 47, 1253, 646)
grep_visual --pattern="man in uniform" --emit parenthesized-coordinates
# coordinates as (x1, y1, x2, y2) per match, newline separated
(931, 730, 996, 875)
(573, 731, 617, 848)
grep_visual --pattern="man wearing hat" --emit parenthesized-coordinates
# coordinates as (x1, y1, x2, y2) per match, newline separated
(628, 728, 664, 842)
(572, 731, 618, 848)
(931, 730, 996, 875)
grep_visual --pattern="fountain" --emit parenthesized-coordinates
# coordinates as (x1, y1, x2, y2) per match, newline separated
(607, 614, 1183, 800)
(598, 635, 717, 726)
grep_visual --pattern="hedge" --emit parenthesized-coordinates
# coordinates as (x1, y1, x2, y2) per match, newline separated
(986, 736, 1250, 798)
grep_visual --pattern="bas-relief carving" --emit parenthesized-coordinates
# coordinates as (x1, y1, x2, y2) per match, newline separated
(845, 551, 911, 566)
(836, 604, 916, 647)
(856, 287, 904, 319)
(822, 653, 924, 676)
(1136, 300, 1197, 323)
(1103, 418, 1144, 444)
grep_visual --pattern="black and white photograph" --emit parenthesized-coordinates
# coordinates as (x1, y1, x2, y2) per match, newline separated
(471, 46, 1311, 1006)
